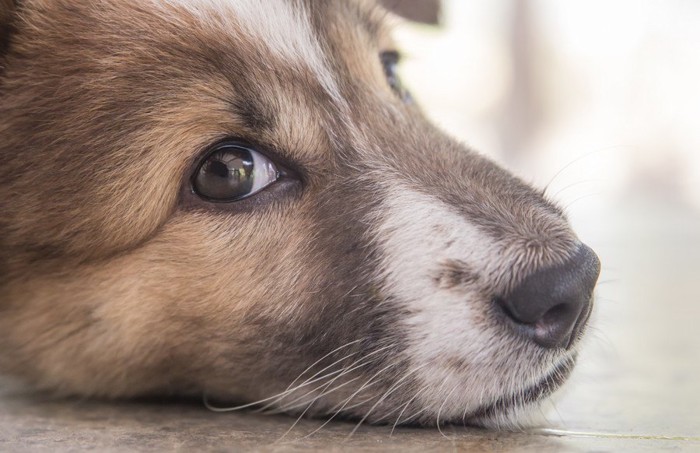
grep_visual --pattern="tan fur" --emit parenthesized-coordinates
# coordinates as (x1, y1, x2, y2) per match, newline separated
(0, 0, 593, 427)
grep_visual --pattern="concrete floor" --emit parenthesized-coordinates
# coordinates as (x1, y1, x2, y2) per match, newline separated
(1, 192, 699, 452)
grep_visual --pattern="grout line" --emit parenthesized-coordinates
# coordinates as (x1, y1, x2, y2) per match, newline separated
(531, 428, 700, 442)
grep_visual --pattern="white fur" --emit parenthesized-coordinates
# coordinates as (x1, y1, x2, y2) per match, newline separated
(155, 0, 344, 106)
(373, 185, 567, 424)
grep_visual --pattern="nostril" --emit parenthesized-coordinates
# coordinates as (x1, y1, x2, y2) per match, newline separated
(534, 303, 579, 347)
(496, 244, 601, 349)
(539, 303, 572, 328)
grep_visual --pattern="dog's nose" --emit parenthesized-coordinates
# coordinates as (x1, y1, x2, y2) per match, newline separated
(497, 244, 601, 349)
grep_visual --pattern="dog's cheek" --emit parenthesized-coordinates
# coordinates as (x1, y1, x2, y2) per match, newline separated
(115, 209, 323, 395)
(0, 203, 318, 397)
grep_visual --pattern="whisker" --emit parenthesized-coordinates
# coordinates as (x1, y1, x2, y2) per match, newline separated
(332, 363, 427, 439)
(390, 383, 432, 435)
(276, 382, 334, 442)
(276, 360, 373, 442)
(278, 344, 396, 442)
(401, 406, 428, 426)
(282, 339, 362, 392)
(273, 344, 395, 414)
(203, 340, 362, 413)
(596, 279, 621, 286)
(436, 382, 460, 438)
(585, 326, 618, 354)
(399, 374, 451, 427)
(549, 396, 565, 426)
(344, 360, 405, 440)
(305, 360, 411, 439)
(542, 148, 613, 195)
(549, 179, 607, 201)
(255, 349, 362, 413)
(205, 354, 358, 413)
(562, 191, 605, 212)
(390, 400, 414, 436)
(338, 366, 422, 415)
(274, 374, 365, 415)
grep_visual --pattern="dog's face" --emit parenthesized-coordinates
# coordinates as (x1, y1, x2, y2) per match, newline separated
(0, 0, 600, 428)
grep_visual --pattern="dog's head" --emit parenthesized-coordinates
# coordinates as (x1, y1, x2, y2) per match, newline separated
(0, 0, 599, 428)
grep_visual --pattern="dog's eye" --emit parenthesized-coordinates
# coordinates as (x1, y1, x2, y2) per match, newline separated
(193, 143, 279, 202)
(380, 50, 411, 102)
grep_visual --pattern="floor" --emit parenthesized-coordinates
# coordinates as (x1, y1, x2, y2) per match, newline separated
(1, 189, 699, 451)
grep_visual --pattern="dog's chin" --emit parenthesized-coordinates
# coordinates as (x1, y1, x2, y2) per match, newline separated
(461, 354, 577, 430)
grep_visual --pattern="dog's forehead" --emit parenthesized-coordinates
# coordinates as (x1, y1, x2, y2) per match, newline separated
(154, 0, 389, 103)
(138, 0, 394, 163)
(158, 0, 334, 100)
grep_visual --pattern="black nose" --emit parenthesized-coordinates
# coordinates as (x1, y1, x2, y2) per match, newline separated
(497, 244, 601, 349)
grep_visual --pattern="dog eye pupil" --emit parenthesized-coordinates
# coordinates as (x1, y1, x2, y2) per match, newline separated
(193, 144, 278, 202)
(196, 148, 254, 200)
(208, 159, 232, 178)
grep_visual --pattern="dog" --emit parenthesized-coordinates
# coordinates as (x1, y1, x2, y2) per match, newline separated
(0, 0, 600, 428)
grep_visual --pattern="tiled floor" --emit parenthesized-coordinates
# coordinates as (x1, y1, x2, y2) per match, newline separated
(1, 190, 699, 451)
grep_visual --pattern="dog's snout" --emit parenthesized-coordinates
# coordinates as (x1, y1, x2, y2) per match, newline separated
(497, 244, 601, 349)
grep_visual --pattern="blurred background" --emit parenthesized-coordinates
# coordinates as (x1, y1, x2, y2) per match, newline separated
(390, 0, 700, 440)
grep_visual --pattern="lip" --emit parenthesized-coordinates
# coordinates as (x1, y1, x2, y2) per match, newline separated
(463, 354, 577, 425)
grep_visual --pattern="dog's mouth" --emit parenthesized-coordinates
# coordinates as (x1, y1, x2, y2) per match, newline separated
(461, 354, 577, 426)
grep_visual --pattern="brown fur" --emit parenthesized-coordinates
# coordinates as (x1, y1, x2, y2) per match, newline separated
(0, 0, 590, 427)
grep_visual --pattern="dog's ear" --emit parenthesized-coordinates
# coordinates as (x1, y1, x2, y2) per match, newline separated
(0, 0, 18, 64)
(381, 0, 441, 25)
